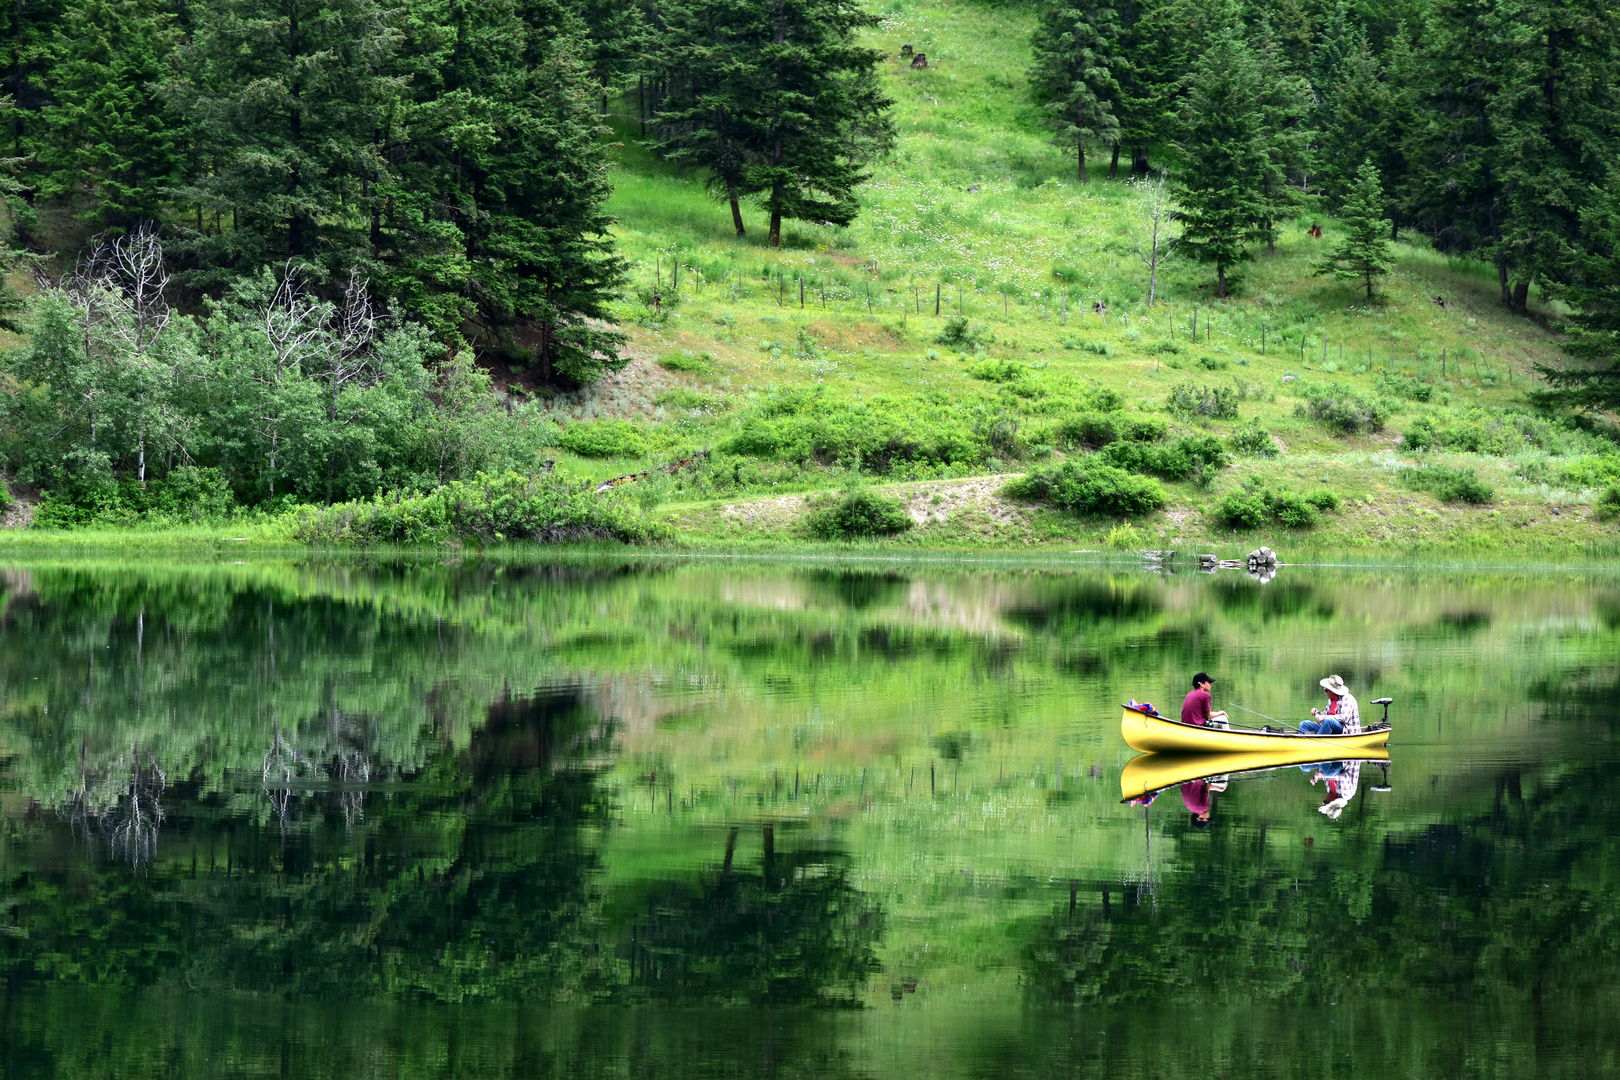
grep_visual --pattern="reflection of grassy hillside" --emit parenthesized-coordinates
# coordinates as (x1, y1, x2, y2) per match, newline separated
(2, 560, 1617, 1004)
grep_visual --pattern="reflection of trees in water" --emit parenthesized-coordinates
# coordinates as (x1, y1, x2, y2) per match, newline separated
(59, 743, 168, 867)
(262, 693, 381, 828)
(626, 824, 885, 1006)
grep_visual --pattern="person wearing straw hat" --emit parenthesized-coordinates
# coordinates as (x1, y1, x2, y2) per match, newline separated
(1297, 675, 1361, 735)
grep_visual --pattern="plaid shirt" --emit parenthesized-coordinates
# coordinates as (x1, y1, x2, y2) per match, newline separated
(1324, 692, 1361, 734)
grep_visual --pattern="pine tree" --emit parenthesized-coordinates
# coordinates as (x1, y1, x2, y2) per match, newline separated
(1533, 186, 1620, 414)
(745, 0, 894, 247)
(1313, 158, 1394, 298)
(33, 0, 187, 230)
(429, 0, 628, 384)
(651, 0, 764, 235)
(1028, 0, 1122, 183)
(1252, 15, 1311, 253)
(1172, 25, 1268, 298)
(172, 0, 404, 285)
(1112, 0, 1195, 176)
(572, 0, 649, 105)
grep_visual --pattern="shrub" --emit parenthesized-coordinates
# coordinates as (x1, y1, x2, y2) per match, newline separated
(1166, 382, 1239, 421)
(1397, 464, 1495, 504)
(967, 358, 1026, 383)
(720, 391, 986, 472)
(936, 316, 989, 349)
(1055, 412, 1117, 448)
(1304, 488, 1340, 511)
(1562, 455, 1620, 489)
(1296, 383, 1387, 434)
(1216, 483, 1340, 529)
(1197, 355, 1229, 371)
(1375, 371, 1433, 402)
(291, 471, 657, 545)
(557, 419, 646, 458)
(805, 487, 914, 539)
(656, 388, 724, 411)
(1120, 416, 1168, 442)
(1596, 485, 1620, 520)
(1229, 421, 1279, 457)
(1401, 416, 1437, 450)
(1143, 340, 1182, 356)
(1081, 339, 1114, 356)
(1099, 435, 1227, 480)
(658, 350, 714, 374)
(1003, 461, 1166, 517)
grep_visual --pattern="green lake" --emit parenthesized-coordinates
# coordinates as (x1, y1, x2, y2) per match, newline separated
(0, 557, 1616, 1078)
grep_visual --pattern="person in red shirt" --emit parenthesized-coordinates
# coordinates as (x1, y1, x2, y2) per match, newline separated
(1181, 672, 1228, 727)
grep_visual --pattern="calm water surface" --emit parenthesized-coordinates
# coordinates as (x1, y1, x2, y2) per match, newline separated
(0, 558, 1617, 1078)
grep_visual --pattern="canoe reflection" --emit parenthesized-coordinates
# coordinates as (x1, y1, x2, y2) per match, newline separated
(1121, 746, 1392, 806)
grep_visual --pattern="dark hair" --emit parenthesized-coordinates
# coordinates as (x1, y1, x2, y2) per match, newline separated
(1190, 814, 1210, 830)
(1192, 671, 1212, 688)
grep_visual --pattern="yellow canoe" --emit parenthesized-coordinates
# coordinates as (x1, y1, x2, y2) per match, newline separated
(1121, 746, 1390, 802)
(1120, 704, 1391, 754)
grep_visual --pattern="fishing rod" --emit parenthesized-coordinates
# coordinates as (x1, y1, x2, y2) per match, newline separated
(1227, 702, 1281, 724)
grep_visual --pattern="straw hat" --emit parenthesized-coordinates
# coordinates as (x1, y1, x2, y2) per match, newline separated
(1318, 797, 1349, 820)
(1319, 675, 1349, 696)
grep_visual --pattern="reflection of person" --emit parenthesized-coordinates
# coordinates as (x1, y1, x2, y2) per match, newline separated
(1183, 779, 1212, 829)
(1306, 760, 1362, 819)
(1181, 672, 1228, 727)
(1298, 675, 1360, 735)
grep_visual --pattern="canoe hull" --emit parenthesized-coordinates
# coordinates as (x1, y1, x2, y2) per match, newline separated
(1121, 706, 1390, 753)
(1121, 747, 1390, 802)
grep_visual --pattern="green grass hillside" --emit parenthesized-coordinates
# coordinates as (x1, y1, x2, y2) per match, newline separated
(489, 0, 1618, 556)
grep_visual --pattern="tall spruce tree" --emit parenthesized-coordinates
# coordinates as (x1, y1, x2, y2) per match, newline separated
(1252, 15, 1311, 253)
(1313, 158, 1394, 298)
(1112, 0, 1195, 176)
(429, 0, 627, 384)
(745, 0, 893, 246)
(172, 0, 404, 285)
(32, 0, 187, 230)
(1534, 185, 1620, 414)
(1172, 24, 1268, 298)
(651, 0, 763, 235)
(1027, 0, 1122, 183)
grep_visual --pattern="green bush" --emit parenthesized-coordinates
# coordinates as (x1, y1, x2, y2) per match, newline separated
(1397, 463, 1495, 504)
(1596, 485, 1620, 520)
(1296, 383, 1387, 434)
(1099, 435, 1227, 480)
(721, 391, 986, 472)
(1228, 421, 1279, 457)
(1216, 490, 1268, 528)
(936, 316, 988, 349)
(657, 350, 714, 374)
(1197, 355, 1229, 371)
(1166, 382, 1239, 421)
(1266, 490, 1318, 528)
(805, 488, 914, 540)
(0, 478, 13, 512)
(1216, 484, 1340, 529)
(291, 471, 657, 545)
(1081, 339, 1114, 356)
(1003, 461, 1166, 517)
(1404, 407, 1598, 457)
(557, 419, 646, 458)
(967, 358, 1026, 383)
(656, 388, 725, 411)
(1120, 416, 1168, 442)
(1054, 412, 1117, 448)
(1143, 340, 1182, 356)
(1401, 416, 1438, 450)
(1375, 372, 1434, 402)
(1304, 488, 1340, 511)
(1563, 455, 1620, 489)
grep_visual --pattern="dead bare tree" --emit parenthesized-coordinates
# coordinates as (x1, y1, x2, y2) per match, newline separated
(1126, 170, 1178, 309)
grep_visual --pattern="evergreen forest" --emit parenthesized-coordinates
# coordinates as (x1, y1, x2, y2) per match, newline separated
(0, 0, 1616, 550)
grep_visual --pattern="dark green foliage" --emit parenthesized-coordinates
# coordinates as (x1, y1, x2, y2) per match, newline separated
(1295, 383, 1387, 434)
(1216, 482, 1337, 529)
(1003, 460, 1166, 517)
(1397, 463, 1496, 504)
(1596, 485, 1620, 520)
(805, 487, 913, 540)
(1120, 416, 1168, 442)
(1165, 382, 1239, 420)
(936, 316, 989, 349)
(558, 419, 646, 458)
(659, 351, 716, 374)
(1098, 435, 1226, 480)
(1375, 371, 1434, 402)
(1055, 411, 1118, 448)
(1171, 25, 1268, 298)
(1143, 340, 1182, 355)
(1401, 408, 1595, 456)
(1228, 420, 1278, 457)
(1536, 187, 1620, 414)
(1312, 159, 1395, 298)
(291, 470, 658, 544)
(1027, 0, 1121, 182)
(721, 392, 986, 473)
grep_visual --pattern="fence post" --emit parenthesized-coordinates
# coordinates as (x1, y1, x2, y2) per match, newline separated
(935, 283, 941, 316)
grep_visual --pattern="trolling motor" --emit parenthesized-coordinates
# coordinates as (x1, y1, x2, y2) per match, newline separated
(1368, 696, 1394, 731)
(1371, 761, 1392, 793)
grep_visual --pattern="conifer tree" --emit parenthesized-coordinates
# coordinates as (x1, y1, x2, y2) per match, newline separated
(1252, 15, 1311, 253)
(1112, 0, 1195, 176)
(172, 0, 403, 285)
(1027, 0, 1121, 183)
(33, 0, 187, 230)
(746, 0, 894, 247)
(1534, 186, 1620, 414)
(1313, 158, 1394, 298)
(1171, 25, 1268, 298)
(651, 0, 763, 235)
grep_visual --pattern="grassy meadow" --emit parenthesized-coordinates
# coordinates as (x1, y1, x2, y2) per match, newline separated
(491, 0, 1617, 557)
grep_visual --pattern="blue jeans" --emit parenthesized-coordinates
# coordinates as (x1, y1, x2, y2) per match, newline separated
(1298, 761, 1344, 776)
(1298, 717, 1344, 735)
